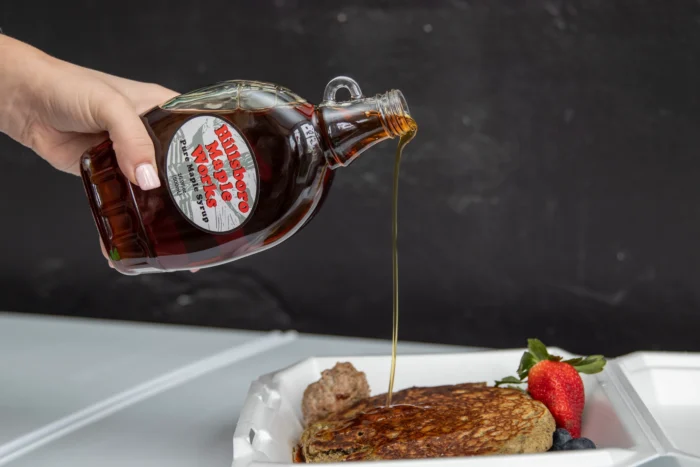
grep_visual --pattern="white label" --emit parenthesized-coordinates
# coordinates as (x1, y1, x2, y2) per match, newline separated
(166, 115, 258, 233)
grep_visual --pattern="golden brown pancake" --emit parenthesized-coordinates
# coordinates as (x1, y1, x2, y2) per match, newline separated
(297, 383, 555, 462)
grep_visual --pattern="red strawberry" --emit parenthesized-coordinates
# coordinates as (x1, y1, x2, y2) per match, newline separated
(528, 359, 586, 437)
(496, 339, 606, 439)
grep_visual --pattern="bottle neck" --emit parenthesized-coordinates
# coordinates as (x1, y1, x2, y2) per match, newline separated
(319, 90, 414, 169)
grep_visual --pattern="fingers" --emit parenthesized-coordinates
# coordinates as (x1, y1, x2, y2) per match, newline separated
(90, 88, 161, 190)
(45, 132, 108, 175)
(85, 69, 179, 112)
(130, 83, 179, 114)
(117, 81, 179, 114)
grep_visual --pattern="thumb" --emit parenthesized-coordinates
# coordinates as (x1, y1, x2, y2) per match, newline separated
(90, 89, 161, 190)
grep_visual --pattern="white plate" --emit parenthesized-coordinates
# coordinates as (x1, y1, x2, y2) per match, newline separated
(232, 349, 700, 467)
(615, 352, 700, 460)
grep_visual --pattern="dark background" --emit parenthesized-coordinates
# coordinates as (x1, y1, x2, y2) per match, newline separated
(2, 0, 699, 357)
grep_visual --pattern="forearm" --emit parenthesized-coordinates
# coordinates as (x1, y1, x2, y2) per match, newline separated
(0, 35, 48, 141)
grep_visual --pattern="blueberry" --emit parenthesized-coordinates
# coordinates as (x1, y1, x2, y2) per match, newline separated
(552, 428, 572, 450)
(561, 438, 597, 450)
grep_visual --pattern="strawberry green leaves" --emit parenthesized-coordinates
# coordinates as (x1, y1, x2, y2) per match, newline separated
(563, 355, 607, 374)
(494, 376, 523, 387)
(527, 338, 550, 362)
(518, 348, 538, 379)
(494, 339, 607, 387)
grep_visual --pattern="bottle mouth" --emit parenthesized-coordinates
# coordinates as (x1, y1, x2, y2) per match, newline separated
(378, 90, 416, 138)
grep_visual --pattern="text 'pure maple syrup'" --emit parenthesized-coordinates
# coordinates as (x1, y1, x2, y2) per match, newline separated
(80, 76, 414, 275)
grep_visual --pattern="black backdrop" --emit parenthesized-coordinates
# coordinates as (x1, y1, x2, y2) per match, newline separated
(2, 0, 700, 357)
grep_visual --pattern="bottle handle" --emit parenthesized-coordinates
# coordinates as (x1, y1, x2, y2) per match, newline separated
(321, 76, 364, 105)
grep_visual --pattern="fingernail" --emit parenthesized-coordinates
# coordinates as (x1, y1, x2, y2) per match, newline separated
(190, 268, 200, 273)
(135, 164, 161, 190)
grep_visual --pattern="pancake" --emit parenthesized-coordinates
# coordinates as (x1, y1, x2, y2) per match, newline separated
(297, 383, 555, 462)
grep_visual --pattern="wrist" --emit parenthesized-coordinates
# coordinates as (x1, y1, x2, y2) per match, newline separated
(0, 35, 50, 142)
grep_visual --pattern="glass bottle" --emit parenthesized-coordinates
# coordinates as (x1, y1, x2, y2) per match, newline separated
(80, 76, 414, 274)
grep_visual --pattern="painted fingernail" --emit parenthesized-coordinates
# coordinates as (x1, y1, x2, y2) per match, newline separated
(135, 164, 161, 190)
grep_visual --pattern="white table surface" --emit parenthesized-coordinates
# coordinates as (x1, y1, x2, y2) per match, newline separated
(0, 312, 475, 466)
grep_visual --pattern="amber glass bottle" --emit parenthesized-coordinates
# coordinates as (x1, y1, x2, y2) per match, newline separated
(80, 77, 414, 275)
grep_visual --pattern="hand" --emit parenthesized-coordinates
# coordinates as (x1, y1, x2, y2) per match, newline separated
(0, 36, 199, 271)
(0, 35, 177, 181)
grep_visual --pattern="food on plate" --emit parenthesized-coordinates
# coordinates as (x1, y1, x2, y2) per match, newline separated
(295, 376, 555, 462)
(561, 437, 597, 450)
(551, 427, 573, 448)
(496, 339, 606, 439)
(550, 428, 596, 450)
(302, 362, 370, 425)
(294, 339, 606, 462)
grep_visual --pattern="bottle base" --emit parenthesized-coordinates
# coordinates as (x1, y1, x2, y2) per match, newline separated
(80, 146, 161, 275)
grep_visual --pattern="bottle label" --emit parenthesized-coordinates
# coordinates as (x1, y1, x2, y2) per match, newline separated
(165, 115, 258, 233)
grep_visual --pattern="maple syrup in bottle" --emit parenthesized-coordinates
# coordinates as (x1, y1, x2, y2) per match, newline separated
(80, 77, 414, 275)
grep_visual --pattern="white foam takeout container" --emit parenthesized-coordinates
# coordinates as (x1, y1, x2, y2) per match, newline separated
(232, 349, 700, 467)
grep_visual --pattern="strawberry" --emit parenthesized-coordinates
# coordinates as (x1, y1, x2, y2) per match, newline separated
(495, 339, 606, 439)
